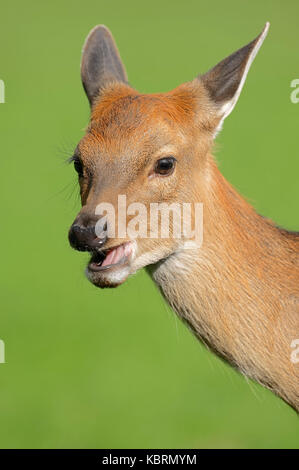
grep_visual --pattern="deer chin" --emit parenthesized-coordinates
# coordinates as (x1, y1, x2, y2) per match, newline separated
(85, 241, 134, 288)
(85, 239, 176, 288)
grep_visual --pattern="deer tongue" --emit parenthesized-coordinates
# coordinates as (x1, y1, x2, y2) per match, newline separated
(101, 244, 125, 267)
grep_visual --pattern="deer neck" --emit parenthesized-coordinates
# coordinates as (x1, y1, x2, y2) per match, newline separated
(149, 155, 299, 411)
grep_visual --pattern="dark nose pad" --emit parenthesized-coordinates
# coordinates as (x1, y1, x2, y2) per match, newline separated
(68, 221, 108, 252)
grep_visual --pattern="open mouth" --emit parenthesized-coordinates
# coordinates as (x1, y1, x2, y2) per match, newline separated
(88, 241, 133, 272)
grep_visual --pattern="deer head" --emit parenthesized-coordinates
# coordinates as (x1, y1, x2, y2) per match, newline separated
(68, 23, 269, 288)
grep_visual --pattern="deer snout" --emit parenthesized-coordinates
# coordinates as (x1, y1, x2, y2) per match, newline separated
(68, 218, 108, 252)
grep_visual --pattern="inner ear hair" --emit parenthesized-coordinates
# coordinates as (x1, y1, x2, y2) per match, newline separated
(81, 25, 128, 107)
(200, 22, 270, 133)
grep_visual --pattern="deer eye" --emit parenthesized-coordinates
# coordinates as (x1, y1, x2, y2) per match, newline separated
(154, 157, 176, 176)
(73, 157, 83, 177)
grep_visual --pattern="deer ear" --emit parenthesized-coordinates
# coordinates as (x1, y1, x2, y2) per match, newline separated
(200, 22, 269, 135)
(81, 25, 128, 106)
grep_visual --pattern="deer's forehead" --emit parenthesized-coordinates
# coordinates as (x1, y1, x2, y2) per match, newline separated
(78, 87, 199, 168)
(79, 113, 187, 161)
(91, 87, 196, 131)
(78, 123, 179, 172)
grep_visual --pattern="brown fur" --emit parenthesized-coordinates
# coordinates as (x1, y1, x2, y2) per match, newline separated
(151, 157, 299, 411)
(74, 81, 299, 411)
(70, 25, 299, 412)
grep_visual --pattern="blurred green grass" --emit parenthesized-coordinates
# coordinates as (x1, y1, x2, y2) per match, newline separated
(0, 0, 298, 448)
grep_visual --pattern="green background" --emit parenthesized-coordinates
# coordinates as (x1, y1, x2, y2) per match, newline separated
(0, 0, 298, 449)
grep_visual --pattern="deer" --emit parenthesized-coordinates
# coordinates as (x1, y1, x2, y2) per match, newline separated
(68, 22, 299, 412)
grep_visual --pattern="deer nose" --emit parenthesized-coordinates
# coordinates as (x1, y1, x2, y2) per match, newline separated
(68, 221, 107, 252)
